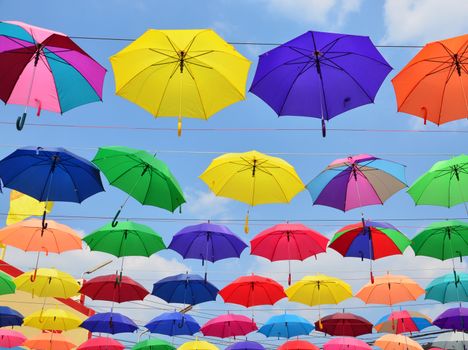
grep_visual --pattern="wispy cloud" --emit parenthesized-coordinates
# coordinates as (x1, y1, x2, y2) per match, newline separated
(184, 188, 233, 220)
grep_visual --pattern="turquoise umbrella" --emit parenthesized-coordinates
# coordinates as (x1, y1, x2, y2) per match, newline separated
(425, 273, 468, 303)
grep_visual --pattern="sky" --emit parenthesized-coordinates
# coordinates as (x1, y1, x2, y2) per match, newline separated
(0, 0, 467, 349)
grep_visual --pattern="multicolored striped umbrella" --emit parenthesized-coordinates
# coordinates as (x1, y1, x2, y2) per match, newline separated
(374, 310, 432, 334)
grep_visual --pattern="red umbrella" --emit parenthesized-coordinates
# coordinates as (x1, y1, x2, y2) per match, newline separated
(314, 312, 373, 336)
(200, 314, 257, 338)
(80, 274, 149, 302)
(219, 274, 286, 307)
(278, 340, 319, 350)
(250, 223, 329, 285)
(77, 336, 125, 350)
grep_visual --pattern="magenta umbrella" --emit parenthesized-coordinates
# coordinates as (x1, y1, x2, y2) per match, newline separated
(200, 314, 257, 338)
(324, 337, 372, 350)
(0, 329, 26, 348)
(77, 336, 125, 350)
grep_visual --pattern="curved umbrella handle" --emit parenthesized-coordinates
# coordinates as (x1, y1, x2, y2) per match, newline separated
(41, 211, 48, 230)
(112, 210, 121, 227)
(370, 271, 375, 284)
(16, 113, 27, 131)
(30, 268, 38, 282)
(288, 273, 291, 286)
(321, 118, 326, 138)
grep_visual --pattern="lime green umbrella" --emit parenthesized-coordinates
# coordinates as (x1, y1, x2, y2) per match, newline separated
(132, 338, 175, 350)
(92, 146, 185, 226)
(0, 271, 15, 295)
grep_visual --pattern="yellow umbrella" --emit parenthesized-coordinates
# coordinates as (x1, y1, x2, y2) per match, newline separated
(14, 268, 80, 298)
(23, 308, 82, 331)
(6, 190, 53, 225)
(110, 29, 251, 136)
(200, 150, 305, 232)
(178, 339, 219, 350)
(375, 334, 423, 350)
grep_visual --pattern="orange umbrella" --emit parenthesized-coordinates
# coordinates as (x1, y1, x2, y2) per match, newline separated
(355, 274, 424, 305)
(392, 34, 468, 125)
(23, 332, 76, 350)
(375, 334, 423, 350)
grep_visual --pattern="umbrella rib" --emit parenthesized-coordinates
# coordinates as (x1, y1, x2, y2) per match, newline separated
(436, 63, 458, 125)
(154, 63, 180, 116)
(55, 163, 82, 203)
(323, 51, 392, 67)
(184, 63, 209, 119)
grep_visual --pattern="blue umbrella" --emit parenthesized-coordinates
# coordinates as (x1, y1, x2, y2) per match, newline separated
(145, 311, 200, 336)
(152, 273, 218, 305)
(80, 312, 138, 334)
(258, 314, 314, 338)
(0, 306, 23, 327)
(226, 341, 265, 350)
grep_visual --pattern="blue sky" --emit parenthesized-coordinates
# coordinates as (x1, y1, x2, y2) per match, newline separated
(1, 0, 467, 349)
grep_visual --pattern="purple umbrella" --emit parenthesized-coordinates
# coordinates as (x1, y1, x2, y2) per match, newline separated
(250, 30, 392, 137)
(434, 307, 468, 331)
(226, 341, 265, 350)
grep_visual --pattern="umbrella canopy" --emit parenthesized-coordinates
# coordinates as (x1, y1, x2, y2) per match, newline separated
(80, 273, 149, 302)
(83, 221, 166, 258)
(434, 307, 468, 331)
(219, 274, 286, 307)
(178, 340, 218, 350)
(392, 34, 468, 125)
(315, 312, 373, 337)
(249, 30, 391, 136)
(0, 271, 15, 296)
(23, 308, 82, 331)
(145, 311, 200, 336)
(307, 154, 406, 212)
(152, 273, 218, 305)
(77, 337, 125, 350)
(23, 332, 76, 350)
(200, 314, 257, 338)
(0, 329, 26, 348)
(110, 29, 250, 135)
(133, 338, 175, 350)
(374, 310, 432, 334)
(432, 331, 467, 350)
(0, 21, 106, 130)
(375, 334, 423, 350)
(323, 337, 372, 350)
(225, 342, 265, 350)
(80, 312, 138, 334)
(6, 190, 53, 225)
(407, 155, 467, 209)
(0, 306, 23, 327)
(258, 314, 313, 338)
(425, 272, 468, 303)
(14, 267, 80, 298)
(278, 340, 319, 350)
(356, 274, 425, 305)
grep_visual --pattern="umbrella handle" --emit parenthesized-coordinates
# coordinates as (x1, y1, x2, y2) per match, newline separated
(178, 316, 185, 328)
(16, 112, 27, 131)
(321, 118, 326, 138)
(288, 273, 291, 286)
(244, 211, 249, 234)
(41, 211, 48, 230)
(30, 268, 37, 282)
(370, 271, 375, 284)
(112, 210, 121, 227)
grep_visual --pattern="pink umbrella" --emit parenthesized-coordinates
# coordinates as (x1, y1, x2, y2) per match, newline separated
(0, 329, 26, 348)
(200, 314, 257, 338)
(324, 337, 372, 350)
(77, 336, 125, 350)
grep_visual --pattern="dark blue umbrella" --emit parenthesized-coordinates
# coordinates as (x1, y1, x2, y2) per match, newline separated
(80, 312, 138, 334)
(145, 311, 200, 335)
(226, 341, 265, 350)
(258, 314, 314, 338)
(152, 273, 218, 305)
(0, 306, 23, 327)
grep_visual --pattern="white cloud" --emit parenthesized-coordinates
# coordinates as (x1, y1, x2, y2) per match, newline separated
(382, 0, 468, 44)
(184, 188, 233, 220)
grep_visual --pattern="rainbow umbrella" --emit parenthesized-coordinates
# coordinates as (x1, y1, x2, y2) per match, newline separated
(374, 310, 432, 334)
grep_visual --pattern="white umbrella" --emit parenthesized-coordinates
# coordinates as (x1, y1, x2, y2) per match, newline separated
(432, 331, 467, 350)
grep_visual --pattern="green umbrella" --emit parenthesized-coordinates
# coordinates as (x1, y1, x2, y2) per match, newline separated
(132, 338, 175, 350)
(407, 154, 467, 212)
(425, 273, 468, 303)
(92, 146, 185, 226)
(0, 271, 16, 295)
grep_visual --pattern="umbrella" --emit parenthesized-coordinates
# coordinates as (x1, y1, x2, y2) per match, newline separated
(329, 220, 410, 282)
(258, 314, 313, 338)
(374, 310, 432, 334)
(145, 311, 200, 336)
(77, 337, 125, 350)
(434, 307, 468, 331)
(375, 334, 423, 350)
(23, 332, 76, 350)
(425, 273, 468, 303)
(278, 340, 319, 350)
(432, 331, 467, 350)
(250, 30, 391, 137)
(392, 34, 468, 125)
(92, 146, 185, 226)
(0, 329, 26, 348)
(152, 273, 218, 305)
(219, 274, 286, 307)
(178, 340, 218, 350)
(23, 308, 82, 330)
(0, 20, 106, 130)
(250, 223, 328, 285)
(110, 28, 250, 136)
(226, 342, 265, 350)
(133, 338, 175, 350)
(314, 312, 373, 337)
(0, 306, 23, 327)
(0, 271, 15, 295)
(200, 150, 304, 233)
(14, 268, 80, 298)
(80, 312, 138, 334)
(407, 155, 467, 212)
(80, 273, 149, 303)
(200, 314, 257, 338)
(323, 337, 372, 350)
(6, 190, 53, 225)
(307, 154, 406, 212)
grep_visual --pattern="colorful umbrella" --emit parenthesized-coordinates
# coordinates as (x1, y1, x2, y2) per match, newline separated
(200, 150, 304, 233)
(374, 310, 432, 334)
(178, 340, 218, 350)
(200, 314, 257, 338)
(392, 34, 468, 125)
(375, 334, 423, 350)
(92, 146, 185, 226)
(0, 271, 15, 295)
(23, 332, 76, 350)
(110, 29, 250, 136)
(425, 273, 468, 303)
(434, 307, 468, 331)
(152, 273, 218, 305)
(250, 30, 391, 136)
(145, 311, 200, 336)
(250, 223, 328, 284)
(0, 329, 26, 348)
(219, 274, 286, 307)
(133, 338, 175, 350)
(6, 190, 53, 225)
(225, 341, 265, 350)
(314, 312, 373, 337)
(23, 308, 82, 330)
(77, 337, 125, 350)
(432, 331, 467, 350)
(323, 337, 372, 350)
(0, 306, 23, 327)
(329, 220, 410, 282)
(307, 154, 406, 212)
(258, 314, 313, 338)
(278, 340, 319, 350)
(14, 268, 80, 298)
(0, 20, 106, 130)
(80, 312, 138, 334)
